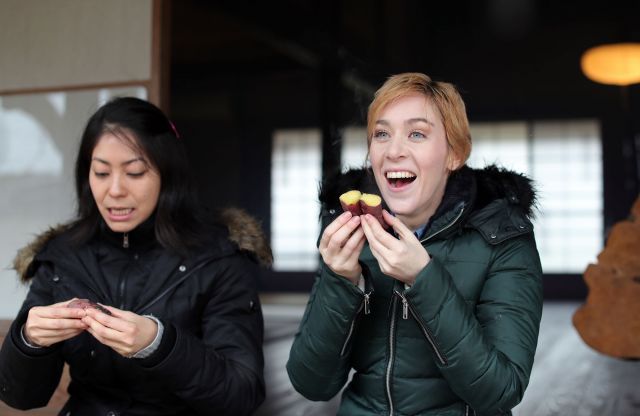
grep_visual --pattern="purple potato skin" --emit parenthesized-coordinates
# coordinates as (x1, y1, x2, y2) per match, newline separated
(68, 299, 112, 315)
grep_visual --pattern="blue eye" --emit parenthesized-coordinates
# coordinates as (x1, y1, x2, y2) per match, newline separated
(409, 131, 426, 139)
(373, 130, 389, 139)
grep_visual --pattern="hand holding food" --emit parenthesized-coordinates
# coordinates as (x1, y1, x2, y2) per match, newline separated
(23, 300, 89, 347)
(361, 210, 430, 285)
(82, 305, 158, 358)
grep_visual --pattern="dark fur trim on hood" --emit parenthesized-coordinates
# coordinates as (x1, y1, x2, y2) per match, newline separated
(472, 164, 537, 218)
(13, 208, 272, 283)
(318, 164, 537, 219)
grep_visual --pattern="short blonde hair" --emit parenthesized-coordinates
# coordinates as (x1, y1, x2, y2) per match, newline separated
(367, 73, 471, 168)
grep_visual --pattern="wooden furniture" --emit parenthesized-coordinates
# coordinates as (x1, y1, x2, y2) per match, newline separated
(573, 195, 640, 358)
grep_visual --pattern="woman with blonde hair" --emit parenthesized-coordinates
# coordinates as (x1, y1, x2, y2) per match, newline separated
(288, 73, 543, 415)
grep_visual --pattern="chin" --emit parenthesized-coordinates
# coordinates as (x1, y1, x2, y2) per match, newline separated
(105, 222, 135, 233)
(385, 199, 416, 216)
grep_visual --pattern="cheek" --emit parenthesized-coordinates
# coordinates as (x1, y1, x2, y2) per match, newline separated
(143, 181, 161, 210)
(368, 146, 382, 168)
(88, 177, 101, 200)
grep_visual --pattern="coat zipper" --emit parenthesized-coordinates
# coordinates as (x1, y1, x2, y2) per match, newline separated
(419, 206, 465, 244)
(385, 296, 398, 416)
(340, 291, 371, 356)
(394, 290, 448, 366)
(118, 233, 130, 309)
(381, 205, 463, 415)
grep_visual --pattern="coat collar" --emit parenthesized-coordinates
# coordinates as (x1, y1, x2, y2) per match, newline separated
(13, 208, 272, 283)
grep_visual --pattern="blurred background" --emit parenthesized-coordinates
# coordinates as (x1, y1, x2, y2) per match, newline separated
(1, 0, 639, 415)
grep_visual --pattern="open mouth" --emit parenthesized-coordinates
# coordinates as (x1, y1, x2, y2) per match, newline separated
(386, 171, 417, 189)
(109, 208, 134, 216)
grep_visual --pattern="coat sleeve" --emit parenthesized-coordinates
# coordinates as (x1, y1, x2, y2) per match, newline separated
(404, 233, 543, 415)
(0, 263, 65, 410)
(286, 263, 366, 401)
(137, 254, 265, 416)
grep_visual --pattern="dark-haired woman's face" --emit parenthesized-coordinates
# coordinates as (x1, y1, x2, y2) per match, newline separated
(89, 132, 161, 233)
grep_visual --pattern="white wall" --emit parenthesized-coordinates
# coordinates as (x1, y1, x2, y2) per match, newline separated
(0, 0, 152, 92)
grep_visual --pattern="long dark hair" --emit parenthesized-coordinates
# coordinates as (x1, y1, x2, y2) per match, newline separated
(71, 97, 206, 256)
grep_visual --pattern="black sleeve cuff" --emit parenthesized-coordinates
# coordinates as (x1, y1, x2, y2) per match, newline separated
(138, 319, 177, 368)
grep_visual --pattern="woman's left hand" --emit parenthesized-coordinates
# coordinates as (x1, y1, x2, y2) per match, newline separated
(81, 305, 158, 358)
(361, 210, 430, 286)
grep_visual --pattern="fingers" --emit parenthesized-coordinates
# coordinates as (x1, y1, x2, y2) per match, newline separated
(25, 302, 90, 346)
(382, 210, 415, 241)
(362, 213, 399, 252)
(319, 211, 351, 248)
(31, 328, 86, 345)
(83, 311, 156, 357)
(83, 307, 133, 333)
(31, 304, 87, 320)
(319, 212, 361, 250)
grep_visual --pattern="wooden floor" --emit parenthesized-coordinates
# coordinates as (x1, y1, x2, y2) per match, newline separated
(254, 301, 640, 416)
(2, 301, 640, 415)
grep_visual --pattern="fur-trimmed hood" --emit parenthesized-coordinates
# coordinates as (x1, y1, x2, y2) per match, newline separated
(13, 208, 272, 283)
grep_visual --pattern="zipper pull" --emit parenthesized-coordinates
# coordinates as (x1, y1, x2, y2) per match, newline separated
(401, 295, 408, 320)
(123, 233, 129, 248)
(364, 292, 371, 315)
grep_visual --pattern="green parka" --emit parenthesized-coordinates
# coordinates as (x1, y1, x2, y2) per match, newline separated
(287, 165, 543, 416)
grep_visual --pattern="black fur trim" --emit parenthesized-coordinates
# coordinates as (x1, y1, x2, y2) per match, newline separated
(474, 165, 538, 218)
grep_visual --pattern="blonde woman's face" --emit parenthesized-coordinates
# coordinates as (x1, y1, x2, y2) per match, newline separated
(89, 133, 161, 233)
(368, 94, 458, 230)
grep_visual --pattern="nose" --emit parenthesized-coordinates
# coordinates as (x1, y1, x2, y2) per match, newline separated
(108, 174, 127, 197)
(385, 135, 407, 160)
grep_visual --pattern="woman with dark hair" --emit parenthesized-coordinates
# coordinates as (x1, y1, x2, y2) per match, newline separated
(287, 73, 543, 415)
(0, 97, 270, 416)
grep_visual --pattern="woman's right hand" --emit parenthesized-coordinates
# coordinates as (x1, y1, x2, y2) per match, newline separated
(23, 299, 89, 347)
(319, 211, 366, 284)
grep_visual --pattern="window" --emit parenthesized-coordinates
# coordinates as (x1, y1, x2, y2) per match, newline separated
(468, 120, 603, 273)
(271, 129, 322, 271)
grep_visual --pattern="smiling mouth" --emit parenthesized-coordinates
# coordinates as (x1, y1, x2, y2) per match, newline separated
(109, 208, 134, 216)
(386, 171, 417, 188)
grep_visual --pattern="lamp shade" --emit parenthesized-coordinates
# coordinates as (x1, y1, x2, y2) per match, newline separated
(581, 43, 640, 86)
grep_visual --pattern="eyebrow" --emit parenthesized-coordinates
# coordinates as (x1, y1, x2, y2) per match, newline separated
(376, 118, 435, 127)
(91, 157, 145, 166)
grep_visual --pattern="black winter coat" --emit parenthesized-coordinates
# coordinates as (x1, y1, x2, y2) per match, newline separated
(0, 209, 271, 416)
